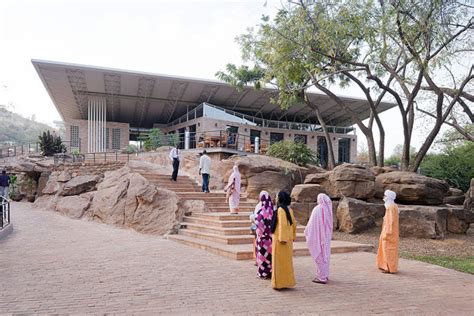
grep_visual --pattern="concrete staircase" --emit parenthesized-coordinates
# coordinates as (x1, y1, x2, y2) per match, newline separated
(132, 166, 374, 260)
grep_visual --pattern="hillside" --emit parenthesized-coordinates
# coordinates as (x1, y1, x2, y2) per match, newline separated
(0, 107, 57, 145)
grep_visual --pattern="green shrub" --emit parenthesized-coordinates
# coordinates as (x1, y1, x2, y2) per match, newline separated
(421, 142, 474, 192)
(266, 140, 318, 167)
(123, 144, 138, 154)
(168, 133, 180, 147)
(144, 128, 164, 151)
(38, 130, 66, 156)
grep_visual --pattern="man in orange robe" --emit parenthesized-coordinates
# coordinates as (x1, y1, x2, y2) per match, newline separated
(376, 189, 399, 273)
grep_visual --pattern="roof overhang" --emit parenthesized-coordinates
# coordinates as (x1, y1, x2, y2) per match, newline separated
(32, 59, 396, 128)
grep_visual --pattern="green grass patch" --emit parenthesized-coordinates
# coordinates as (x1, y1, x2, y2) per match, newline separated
(402, 253, 474, 275)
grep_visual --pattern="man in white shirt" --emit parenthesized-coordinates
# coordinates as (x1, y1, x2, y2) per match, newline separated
(199, 150, 211, 193)
(169, 144, 180, 181)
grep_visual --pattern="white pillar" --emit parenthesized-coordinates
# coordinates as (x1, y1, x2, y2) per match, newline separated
(88, 96, 107, 153)
(254, 137, 259, 154)
(184, 130, 190, 150)
(88, 100, 91, 152)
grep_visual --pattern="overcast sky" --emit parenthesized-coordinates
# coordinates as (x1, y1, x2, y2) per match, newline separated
(0, 0, 446, 156)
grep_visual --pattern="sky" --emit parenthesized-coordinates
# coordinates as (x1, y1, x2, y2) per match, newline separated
(0, 0, 452, 156)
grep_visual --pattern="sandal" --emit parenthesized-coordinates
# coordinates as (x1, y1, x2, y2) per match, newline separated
(312, 278, 327, 284)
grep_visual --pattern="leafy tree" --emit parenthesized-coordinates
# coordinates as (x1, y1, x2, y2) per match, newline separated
(167, 133, 180, 147)
(421, 141, 474, 192)
(144, 128, 164, 151)
(291, 0, 473, 171)
(266, 140, 318, 167)
(38, 130, 66, 156)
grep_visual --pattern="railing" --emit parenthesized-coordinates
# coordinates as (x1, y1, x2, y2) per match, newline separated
(194, 130, 270, 154)
(0, 195, 10, 229)
(53, 152, 133, 165)
(0, 140, 81, 159)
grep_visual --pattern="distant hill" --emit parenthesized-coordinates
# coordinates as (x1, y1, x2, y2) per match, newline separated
(0, 107, 57, 145)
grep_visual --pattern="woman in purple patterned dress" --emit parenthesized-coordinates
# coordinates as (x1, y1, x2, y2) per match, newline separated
(255, 191, 274, 279)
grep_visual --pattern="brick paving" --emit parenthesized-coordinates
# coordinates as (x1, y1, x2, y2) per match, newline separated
(1, 202, 473, 315)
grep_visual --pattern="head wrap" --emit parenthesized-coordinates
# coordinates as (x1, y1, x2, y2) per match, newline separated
(271, 191, 293, 233)
(384, 189, 397, 208)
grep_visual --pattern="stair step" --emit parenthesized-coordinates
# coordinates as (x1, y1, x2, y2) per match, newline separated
(182, 223, 251, 235)
(183, 216, 251, 228)
(168, 235, 374, 260)
(192, 212, 252, 221)
(179, 229, 306, 244)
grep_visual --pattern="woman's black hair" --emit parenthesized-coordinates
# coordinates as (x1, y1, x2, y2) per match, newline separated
(271, 191, 293, 233)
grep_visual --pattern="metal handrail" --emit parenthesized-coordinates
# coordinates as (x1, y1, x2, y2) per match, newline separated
(0, 195, 10, 229)
(53, 152, 132, 165)
(0, 140, 81, 159)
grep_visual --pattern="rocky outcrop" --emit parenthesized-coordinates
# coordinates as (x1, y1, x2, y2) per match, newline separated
(399, 206, 448, 239)
(446, 207, 474, 234)
(291, 184, 327, 203)
(56, 196, 90, 219)
(375, 171, 449, 205)
(34, 166, 187, 236)
(371, 166, 396, 176)
(336, 197, 385, 234)
(329, 164, 375, 199)
(443, 188, 465, 205)
(464, 179, 473, 211)
(220, 155, 308, 200)
(60, 175, 100, 196)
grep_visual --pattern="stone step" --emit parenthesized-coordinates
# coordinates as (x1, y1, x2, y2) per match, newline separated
(183, 216, 251, 228)
(167, 235, 374, 260)
(178, 196, 250, 202)
(192, 212, 252, 221)
(179, 229, 306, 244)
(182, 222, 306, 235)
(208, 206, 255, 212)
(182, 223, 251, 236)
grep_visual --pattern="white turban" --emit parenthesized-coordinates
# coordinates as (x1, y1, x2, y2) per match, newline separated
(384, 190, 396, 208)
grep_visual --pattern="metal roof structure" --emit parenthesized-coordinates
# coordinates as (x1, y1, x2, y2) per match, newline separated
(32, 59, 395, 129)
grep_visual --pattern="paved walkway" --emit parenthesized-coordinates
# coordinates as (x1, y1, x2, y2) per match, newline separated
(1, 203, 473, 315)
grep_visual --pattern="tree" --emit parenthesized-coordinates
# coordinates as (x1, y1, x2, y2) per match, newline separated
(38, 130, 66, 156)
(266, 140, 318, 167)
(293, 0, 473, 171)
(421, 141, 474, 192)
(144, 128, 164, 151)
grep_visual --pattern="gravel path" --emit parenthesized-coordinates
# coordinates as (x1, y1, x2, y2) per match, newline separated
(333, 226, 474, 257)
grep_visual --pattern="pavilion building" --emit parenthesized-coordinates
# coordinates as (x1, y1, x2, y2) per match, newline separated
(32, 59, 395, 164)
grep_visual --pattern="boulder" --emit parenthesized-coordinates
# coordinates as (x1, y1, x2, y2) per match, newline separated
(56, 196, 91, 219)
(371, 166, 397, 176)
(464, 178, 473, 211)
(329, 164, 375, 199)
(443, 195, 466, 206)
(61, 175, 100, 196)
(90, 167, 186, 235)
(33, 194, 60, 210)
(57, 171, 72, 182)
(42, 175, 64, 195)
(304, 172, 330, 186)
(375, 171, 449, 205)
(36, 171, 51, 198)
(181, 200, 209, 215)
(292, 201, 337, 230)
(291, 184, 327, 203)
(399, 206, 448, 239)
(447, 207, 472, 234)
(336, 197, 385, 234)
(220, 155, 308, 200)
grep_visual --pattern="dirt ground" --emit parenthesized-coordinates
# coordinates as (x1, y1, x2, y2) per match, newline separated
(333, 225, 474, 257)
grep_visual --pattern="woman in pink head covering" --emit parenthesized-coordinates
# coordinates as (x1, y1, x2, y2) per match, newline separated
(225, 165, 241, 214)
(304, 193, 333, 284)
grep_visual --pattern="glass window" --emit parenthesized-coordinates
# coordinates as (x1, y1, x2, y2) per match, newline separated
(270, 132, 284, 145)
(338, 138, 351, 163)
(294, 134, 307, 144)
(112, 128, 121, 150)
(70, 125, 79, 148)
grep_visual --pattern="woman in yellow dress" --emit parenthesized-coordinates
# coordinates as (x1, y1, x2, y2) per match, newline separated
(271, 191, 297, 289)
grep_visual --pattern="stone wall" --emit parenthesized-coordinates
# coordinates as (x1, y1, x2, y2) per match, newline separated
(53, 161, 125, 177)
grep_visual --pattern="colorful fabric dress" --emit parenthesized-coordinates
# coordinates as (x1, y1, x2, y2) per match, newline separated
(255, 192, 273, 278)
(304, 193, 333, 283)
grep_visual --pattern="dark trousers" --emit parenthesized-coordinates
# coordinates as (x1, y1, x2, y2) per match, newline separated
(202, 173, 209, 192)
(171, 158, 179, 181)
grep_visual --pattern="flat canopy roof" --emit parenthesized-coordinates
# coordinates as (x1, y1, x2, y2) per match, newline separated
(32, 59, 395, 129)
